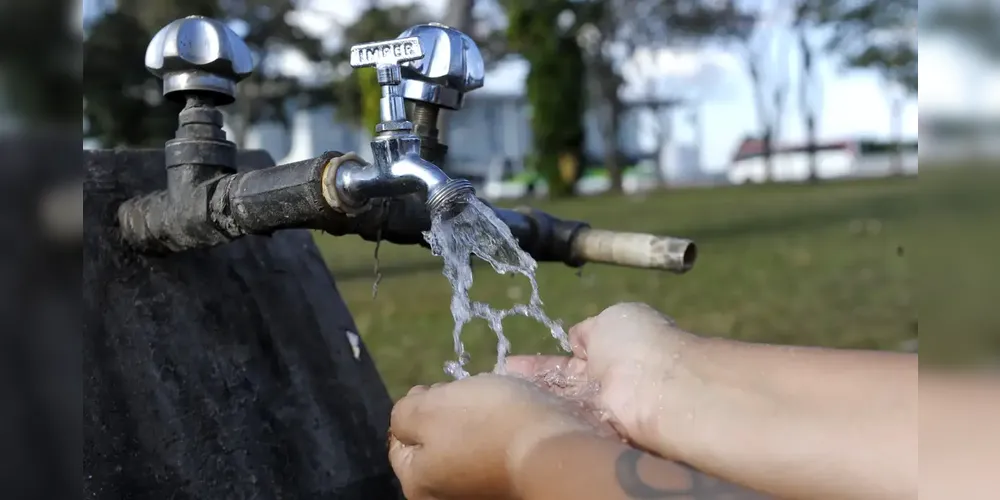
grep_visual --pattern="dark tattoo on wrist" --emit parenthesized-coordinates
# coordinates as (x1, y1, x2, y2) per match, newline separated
(614, 447, 771, 499)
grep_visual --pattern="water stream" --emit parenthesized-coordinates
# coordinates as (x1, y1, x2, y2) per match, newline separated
(423, 194, 571, 379)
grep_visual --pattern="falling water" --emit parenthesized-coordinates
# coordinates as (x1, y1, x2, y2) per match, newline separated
(423, 194, 571, 379)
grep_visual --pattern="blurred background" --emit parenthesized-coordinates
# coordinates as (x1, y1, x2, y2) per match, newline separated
(78, 0, 926, 400)
(68, 0, 987, 400)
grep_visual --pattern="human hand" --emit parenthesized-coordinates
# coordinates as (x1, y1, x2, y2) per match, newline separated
(387, 374, 604, 500)
(506, 302, 702, 457)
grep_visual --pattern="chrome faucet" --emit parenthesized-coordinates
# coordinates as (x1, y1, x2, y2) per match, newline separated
(332, 36, 474, 217)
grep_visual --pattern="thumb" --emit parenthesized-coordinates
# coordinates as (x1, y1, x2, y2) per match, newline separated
(390, 388, 429, 446)
(388, 436, 427, 499)
(568, 316, 597, 360)
(506, 355, 572, 378)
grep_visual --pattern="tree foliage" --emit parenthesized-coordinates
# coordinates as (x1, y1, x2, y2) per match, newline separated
(505, 0, 586, 197)
(793, 0, 829, 181)
(515, 0, 736, 193)
(84, 0, 328, 146)
(84, 11, 180, 146)
(823, 0, 917, 94)
(0, 1, 81, 127)
(922, 3, 1000, 64)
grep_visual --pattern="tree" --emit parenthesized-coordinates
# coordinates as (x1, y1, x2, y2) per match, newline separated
(924, 2, 1000, 60)
(505, 0, 736, 193)
(709, 2, 788, 183)
(505, 0, 587, 197)
(621, 50, 684, 187)
(84, 0, 329, 147)
(793, 0, 827, 182)
(0, 1, 81, 129)
(825, 0, 917, 94)
(84, 11, 180, 146)
(572, 0, 679, 193)
(825, 0, 916, 174)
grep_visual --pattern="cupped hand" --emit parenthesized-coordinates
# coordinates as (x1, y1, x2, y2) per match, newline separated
(387, 374, 603, 500)
(506, 302, 702, 456)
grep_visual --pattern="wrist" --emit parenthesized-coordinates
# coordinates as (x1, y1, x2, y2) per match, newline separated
(511, 431, 583, 498)
(512, 431, 624, 499)
(623, 329, 703, 444)
(638, 335, 757, 461)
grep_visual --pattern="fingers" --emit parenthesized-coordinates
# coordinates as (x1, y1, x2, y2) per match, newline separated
(390, 387, 429, 446)
(506, 355, 572, 378)
(568, 316, 597, 359)
(388, 435, 426, 499)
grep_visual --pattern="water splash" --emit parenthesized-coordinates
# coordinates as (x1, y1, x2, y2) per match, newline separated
(423, 195, 570, 378)
(526, 367, 615, 438)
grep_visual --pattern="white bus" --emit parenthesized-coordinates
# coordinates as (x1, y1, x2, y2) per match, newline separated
(727, 138, 918, 185)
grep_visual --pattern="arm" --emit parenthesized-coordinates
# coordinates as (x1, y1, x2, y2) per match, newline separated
(647, 336, 917, 500)
(516, 432, 768, 500)
(920, 371, 1000, 499)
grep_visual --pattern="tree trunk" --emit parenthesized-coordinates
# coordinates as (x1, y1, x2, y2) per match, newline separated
(746, 56, 773, 183)
(806, 114, 817, 181)
(890, 89, 904, 175)
(762, 128, 774, 183)
(602, 78, 624, 194)
(689, 106, 702, 176)
(654, 105, 671, 187)
(799, 31, 819, 183)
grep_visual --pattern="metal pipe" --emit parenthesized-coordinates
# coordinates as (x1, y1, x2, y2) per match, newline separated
(569, 229, 697, 273)
(211, 152, 343, 236)
(409, 102, 447, 166)
(121, 152, 698, 273)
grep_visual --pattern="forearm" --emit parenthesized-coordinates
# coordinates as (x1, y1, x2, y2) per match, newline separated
(516, 432, 766, 500)
(653, 335, 917, 500)
(690, 336, 917, 410)
(920, 371, 1000, 499)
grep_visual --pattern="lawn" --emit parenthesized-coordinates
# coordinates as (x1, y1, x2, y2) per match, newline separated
(315, 177, 924, 399)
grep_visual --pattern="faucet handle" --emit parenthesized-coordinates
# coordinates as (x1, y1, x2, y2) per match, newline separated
(397, 23, 485, 110)
(145, 16, 254, 105)
(349, 37, 425, 85)
(350, 37, 425, 130)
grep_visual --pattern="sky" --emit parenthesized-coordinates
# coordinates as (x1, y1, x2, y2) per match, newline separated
(83, 0, 922, 171)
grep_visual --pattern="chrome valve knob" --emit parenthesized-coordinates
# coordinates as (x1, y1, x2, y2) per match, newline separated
(145, 16, 254, 105)
(397, 23, 485, 110)
(350, 37, 425, 131)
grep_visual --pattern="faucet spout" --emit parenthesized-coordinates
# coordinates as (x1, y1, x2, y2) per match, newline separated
(333, 152, 474, 217)
(338, 36, 475, 219)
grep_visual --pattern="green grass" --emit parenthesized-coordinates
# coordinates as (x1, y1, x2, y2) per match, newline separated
(316, 177, 924, 399)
